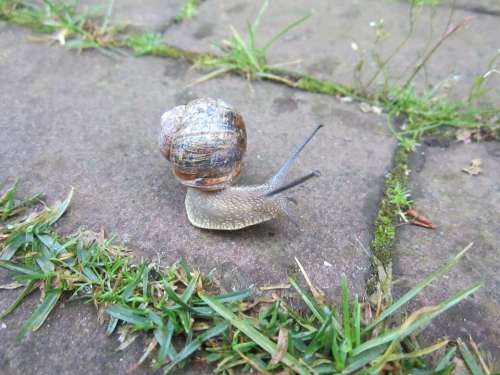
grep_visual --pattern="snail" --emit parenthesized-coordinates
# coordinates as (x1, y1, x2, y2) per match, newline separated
(159, 97, 322, 230)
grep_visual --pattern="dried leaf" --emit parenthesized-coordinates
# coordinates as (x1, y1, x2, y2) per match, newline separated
(294, 257, 326, 305)
(462, 158, 482, 176)
(116, 333, 138, 351)
(270, 328, 289, 365)
(0, 281, 24, 290)
(406, 208, 436, 229)
(359, 102, 372, 113)
(259, 284, 290, 291)
(456, 129, 472, 144)
(361, 302, 373, 326)
(192, 322, 211, 331)
(468, 335, 491, 374)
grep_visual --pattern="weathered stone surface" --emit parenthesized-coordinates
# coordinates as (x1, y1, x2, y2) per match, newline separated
(393, 142, 500, 364)
(164, 0, 500, 100)
(452, 0, 500, 15)
(0, 25, 395, 373)
(81, 0, 183, 32)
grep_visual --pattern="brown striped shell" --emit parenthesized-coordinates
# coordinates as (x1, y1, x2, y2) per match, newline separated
(159, 98, 247, 191)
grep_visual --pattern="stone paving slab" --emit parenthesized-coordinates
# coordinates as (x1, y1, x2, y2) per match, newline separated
(393, 142, 500, 364)
(164, 0, 500, 100)
(0, 24, 395, 373)
(81, 0, 183, 32)
(453, 0, 500, 15)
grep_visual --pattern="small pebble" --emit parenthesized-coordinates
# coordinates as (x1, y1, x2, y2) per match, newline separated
(359, 102, 372, 113)
(323, 261, 333, 267)
(1, 322, 7, 329)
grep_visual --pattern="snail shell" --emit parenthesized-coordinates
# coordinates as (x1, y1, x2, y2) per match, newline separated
(159, 98, 247, 191)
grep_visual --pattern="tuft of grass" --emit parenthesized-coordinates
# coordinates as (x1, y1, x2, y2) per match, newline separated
(193, 0, 309, 86)
(0, 0, 127, 57)
(0, 181, 43, 220)
(382, 84, 499, 140)
(127, 32, 180, 58)
(175, 0, 200, 23)
(0, 182, 490, 373)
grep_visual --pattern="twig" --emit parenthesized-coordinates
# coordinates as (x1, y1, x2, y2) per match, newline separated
(403, 17, 471, 88)
(365, 2, 419, 90)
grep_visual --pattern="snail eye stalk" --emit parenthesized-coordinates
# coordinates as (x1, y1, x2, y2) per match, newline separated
(269, 124, 324, 188)
(265, 170, 321, 197)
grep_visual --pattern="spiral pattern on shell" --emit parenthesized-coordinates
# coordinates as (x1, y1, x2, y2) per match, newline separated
(160, 98, 247, 191)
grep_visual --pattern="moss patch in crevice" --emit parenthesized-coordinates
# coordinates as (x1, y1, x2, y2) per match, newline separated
(366, 145, 410, 295)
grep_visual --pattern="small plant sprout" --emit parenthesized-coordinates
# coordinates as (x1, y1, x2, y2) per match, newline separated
(389, 181, 412, 222)
(175, 0, 200, 23)
(398, 136, 419, 153)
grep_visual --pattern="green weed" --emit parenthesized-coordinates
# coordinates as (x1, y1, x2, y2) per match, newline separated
(175, 0, 199, 23)
(193, 0, 309, 86)
(0, 182, 491, 373)
(0, 0, 127, 57)
(0, 181, 43, 220)
(382, 84, 499, 140)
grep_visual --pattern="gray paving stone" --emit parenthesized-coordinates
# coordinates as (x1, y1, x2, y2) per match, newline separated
(393, 142, 500, 365)
(452, 0, 500, 15)
(81, 0, 183, 32)
(0, 25, 395, 374)
(164, 0, 500, 100)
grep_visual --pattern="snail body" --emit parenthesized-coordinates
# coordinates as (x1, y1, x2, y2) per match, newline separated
(160, 98, 321, 230)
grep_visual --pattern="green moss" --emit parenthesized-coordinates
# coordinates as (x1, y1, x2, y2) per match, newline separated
(295, 75, 352, 97)
(370, 146, 410, 267)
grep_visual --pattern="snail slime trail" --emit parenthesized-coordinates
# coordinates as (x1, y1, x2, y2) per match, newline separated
(160, 98, 322, 230)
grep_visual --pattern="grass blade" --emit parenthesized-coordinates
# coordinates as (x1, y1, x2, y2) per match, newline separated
(199, 292, 312, 374)
(458, 338, 485, 375)
(341, 274, 352, 348)
(106, 316, 118, 335)
(353, 283, 481, 357)
(17, 289, 62, 339)
(0, 234, 29, 260)
(0, 280, 36, 319)
(155, 318, 176, 363)
(289, 277, 326, 324)
(386, 339, 449, 361)
(47, 188, 73, 225)
(262, 14, 309, 51)
(362, 243, 473, 334)
(434, 346, 456, 372)
(37, 234, 65, 254)
(106, 304, 151, 326)
(352, 295, 360, 348)
(163, 321, 230, 374)
(0, 260, 45, 279)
